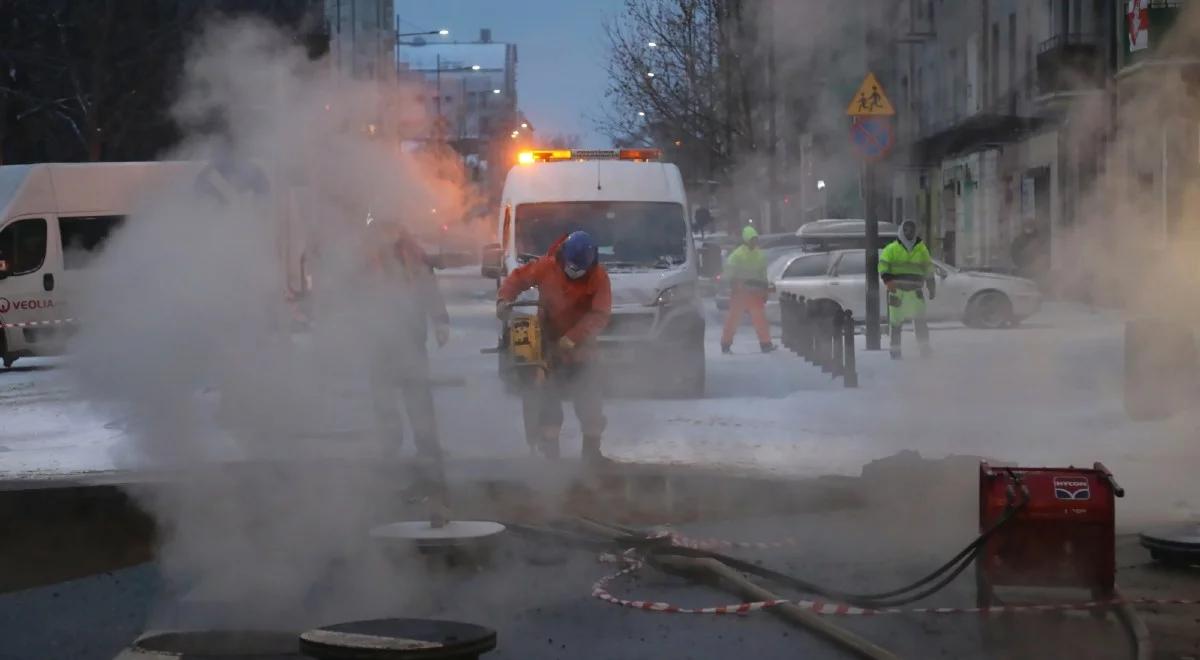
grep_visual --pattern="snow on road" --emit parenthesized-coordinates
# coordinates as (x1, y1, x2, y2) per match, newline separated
(2, 283, 1198, 527)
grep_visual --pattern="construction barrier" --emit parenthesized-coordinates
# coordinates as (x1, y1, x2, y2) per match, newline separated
(592, 557, 1200, 617)
(780, 293, 857, 388)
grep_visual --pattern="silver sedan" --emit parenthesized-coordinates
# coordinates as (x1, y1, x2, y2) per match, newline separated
(771, 249, 1042, 328)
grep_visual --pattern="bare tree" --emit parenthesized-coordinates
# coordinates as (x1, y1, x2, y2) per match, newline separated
(598, 0, 758, 186)
(546, 133, 581, 149)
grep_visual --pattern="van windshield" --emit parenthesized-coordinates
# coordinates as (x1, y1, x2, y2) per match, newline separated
(514, 201, 687, 269)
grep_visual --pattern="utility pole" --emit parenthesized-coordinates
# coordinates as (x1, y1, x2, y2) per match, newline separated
(862, 7, 882, 351)
(765, 0, 780, 233)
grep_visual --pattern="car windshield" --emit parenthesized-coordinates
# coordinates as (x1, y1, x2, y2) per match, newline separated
(514, 201, 687, 269)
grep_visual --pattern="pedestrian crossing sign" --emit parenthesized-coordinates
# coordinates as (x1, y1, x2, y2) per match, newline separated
(847, 72, 895, 117)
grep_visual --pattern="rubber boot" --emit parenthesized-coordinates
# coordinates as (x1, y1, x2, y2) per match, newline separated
(406, 451, 448, 525)
(721, 344, 732, 355)
(582, 435, 615, 468)
(537, 431, 561, 459)
(760, 342, 777, 353)
(889, 323, 902, 360)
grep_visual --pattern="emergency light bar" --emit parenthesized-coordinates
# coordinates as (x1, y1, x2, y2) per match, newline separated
(516, 148, 662, 164)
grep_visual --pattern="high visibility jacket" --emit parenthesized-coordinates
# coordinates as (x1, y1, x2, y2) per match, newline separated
(879, 239, 932, 290)
(724, 245, 768, 287)
(498, 235, 612, 358)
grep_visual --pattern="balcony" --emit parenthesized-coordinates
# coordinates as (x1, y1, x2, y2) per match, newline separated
(1036, 34, 1106, 98)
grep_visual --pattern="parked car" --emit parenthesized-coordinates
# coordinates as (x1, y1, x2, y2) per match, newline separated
(773, 249, 1041, 328)
(795, 218, 899, 252)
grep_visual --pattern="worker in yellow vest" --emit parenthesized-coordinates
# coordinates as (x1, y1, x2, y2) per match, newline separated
(878, 219, 934, 359)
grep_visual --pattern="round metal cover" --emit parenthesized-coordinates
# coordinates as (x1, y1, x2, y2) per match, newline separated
(299, 618, 496, 659)
(1140, 524, 1200, 565)
(123, 630, 302, 658)
(369, 521, 505, 547)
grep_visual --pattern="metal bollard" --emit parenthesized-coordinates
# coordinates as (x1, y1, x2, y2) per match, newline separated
(801, 299, 814, 362)
(806, 300, 819, 365)
(796, 296, 806, 357)
(819, 305, 834, 374)
(781, 293, 795, 350)
(831, 310, 844, 377)
(842, 309, 858, 388)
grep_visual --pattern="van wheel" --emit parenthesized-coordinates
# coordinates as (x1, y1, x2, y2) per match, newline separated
(663, 334, 705, 398)
(0, 331, 11, 368)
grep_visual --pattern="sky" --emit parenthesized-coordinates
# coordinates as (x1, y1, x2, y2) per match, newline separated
(396, 0, 620, 146)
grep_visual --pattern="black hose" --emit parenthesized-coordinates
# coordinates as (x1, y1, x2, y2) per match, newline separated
(650, 541, 978, 608)
(608, 490, 1030, 608)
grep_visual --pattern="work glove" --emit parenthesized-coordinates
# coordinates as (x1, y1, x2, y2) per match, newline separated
(926, 278, 937, 300)
(496, 300, 512, 321)
(557, 336, 576, 353)
(435, 323, 450, 348)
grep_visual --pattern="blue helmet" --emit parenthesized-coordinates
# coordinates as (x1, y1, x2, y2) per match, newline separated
(561, 231, 598, 279)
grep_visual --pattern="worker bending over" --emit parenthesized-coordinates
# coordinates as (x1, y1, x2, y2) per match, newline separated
(497, 231, 613, 466)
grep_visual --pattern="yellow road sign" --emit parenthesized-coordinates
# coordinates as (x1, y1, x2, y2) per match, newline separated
(847, 72, 895, 116)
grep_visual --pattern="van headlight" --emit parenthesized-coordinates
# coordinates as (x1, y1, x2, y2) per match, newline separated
(654, 283, 696, 307)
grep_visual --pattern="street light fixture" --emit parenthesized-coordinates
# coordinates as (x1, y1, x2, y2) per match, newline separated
(520, 122, 528, 128)
(397, 29, 449, 39)
(647, 41, 658, 48)
(817, 180, 826, 190)
(438, 29, 450, 36)
(646, 72, 655, 78)
(471, 65, 481, 71)
(493, 89, 501, 94)
(637, 111, 645, 117)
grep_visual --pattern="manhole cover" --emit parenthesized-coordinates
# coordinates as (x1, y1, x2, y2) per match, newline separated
(300, 618, 495, 659)
(1141, 524, 1200, 566)
(123, 630, 302, 658)
(369, 521, 505, 548)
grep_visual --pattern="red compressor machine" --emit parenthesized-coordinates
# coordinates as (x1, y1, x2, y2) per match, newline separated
(976, 461, 1124, 608)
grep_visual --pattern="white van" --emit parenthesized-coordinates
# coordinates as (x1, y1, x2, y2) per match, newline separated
(482, 149, 715, 395)
(0, 161, 311, 367)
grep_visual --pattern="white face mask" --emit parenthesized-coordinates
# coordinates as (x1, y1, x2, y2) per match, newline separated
(564, 263, 587, 280)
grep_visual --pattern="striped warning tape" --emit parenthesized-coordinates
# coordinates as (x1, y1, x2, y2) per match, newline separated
(0, 318, 76, 330)
(591, 558, 1200, 617)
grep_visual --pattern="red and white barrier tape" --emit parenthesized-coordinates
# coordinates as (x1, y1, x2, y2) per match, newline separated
(0, 318, 75, 330)
(591, 558, 1200, 617)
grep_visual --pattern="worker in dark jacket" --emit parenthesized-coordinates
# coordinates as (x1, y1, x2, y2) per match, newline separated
(497, 231, 613, 465)
(363, 219, 450, 460)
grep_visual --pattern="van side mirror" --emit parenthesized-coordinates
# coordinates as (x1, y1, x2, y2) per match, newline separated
(481, 243, 504, 280)
(698, 243, 722, 278)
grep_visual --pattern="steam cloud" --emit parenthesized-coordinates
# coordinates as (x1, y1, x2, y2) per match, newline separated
(68, 18, 478, 627)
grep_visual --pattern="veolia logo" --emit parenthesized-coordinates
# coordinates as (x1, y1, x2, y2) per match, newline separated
(0, 297, 53, 314)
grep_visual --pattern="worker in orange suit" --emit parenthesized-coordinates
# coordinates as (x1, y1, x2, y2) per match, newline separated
(720, 225, 776, 354)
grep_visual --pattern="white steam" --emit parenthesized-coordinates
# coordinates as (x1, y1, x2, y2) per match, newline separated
(68, 19, 477, 625)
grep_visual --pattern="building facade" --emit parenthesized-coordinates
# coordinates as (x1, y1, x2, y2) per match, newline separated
(326, 0, 396, 83)
(396, 33, 519, 143)
(397, 31, 522, 198)
(888, 0, 1120, 277)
